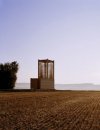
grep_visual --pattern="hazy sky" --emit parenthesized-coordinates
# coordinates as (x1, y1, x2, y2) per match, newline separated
(0, 0, 100, 84)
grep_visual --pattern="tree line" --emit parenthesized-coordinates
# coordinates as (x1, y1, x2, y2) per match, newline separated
(0, 61, 18, 89)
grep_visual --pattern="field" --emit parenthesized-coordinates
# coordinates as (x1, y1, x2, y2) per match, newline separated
(0, 91, 100, 130)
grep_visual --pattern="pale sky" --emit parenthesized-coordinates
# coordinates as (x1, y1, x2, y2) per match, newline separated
(0, 0, 100, 84)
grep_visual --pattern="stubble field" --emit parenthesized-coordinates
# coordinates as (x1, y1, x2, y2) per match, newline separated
(0, 91, 100, 130)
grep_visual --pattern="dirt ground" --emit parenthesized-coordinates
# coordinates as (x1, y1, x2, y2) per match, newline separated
(0, 91, 100, 130)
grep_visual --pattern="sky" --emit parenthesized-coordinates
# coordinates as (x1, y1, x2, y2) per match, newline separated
(0, 0, 100, 84)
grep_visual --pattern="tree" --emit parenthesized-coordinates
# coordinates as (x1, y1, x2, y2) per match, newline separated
(0, 61, 19, 89)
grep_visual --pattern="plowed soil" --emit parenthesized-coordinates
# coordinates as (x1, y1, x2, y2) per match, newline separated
(0, 91, 100, 130)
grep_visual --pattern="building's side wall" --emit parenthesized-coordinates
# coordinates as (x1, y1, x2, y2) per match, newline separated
(30, 78, 39, 90)
(40, 79, 54, 89)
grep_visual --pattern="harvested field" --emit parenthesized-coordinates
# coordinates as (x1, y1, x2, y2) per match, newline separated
(0, 91, 100, 130)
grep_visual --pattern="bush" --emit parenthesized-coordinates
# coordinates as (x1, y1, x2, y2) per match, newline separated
(0, 61, 19, 89)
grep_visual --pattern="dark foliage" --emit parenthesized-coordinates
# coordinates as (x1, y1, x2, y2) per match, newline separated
(0, 61, 18, 89)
